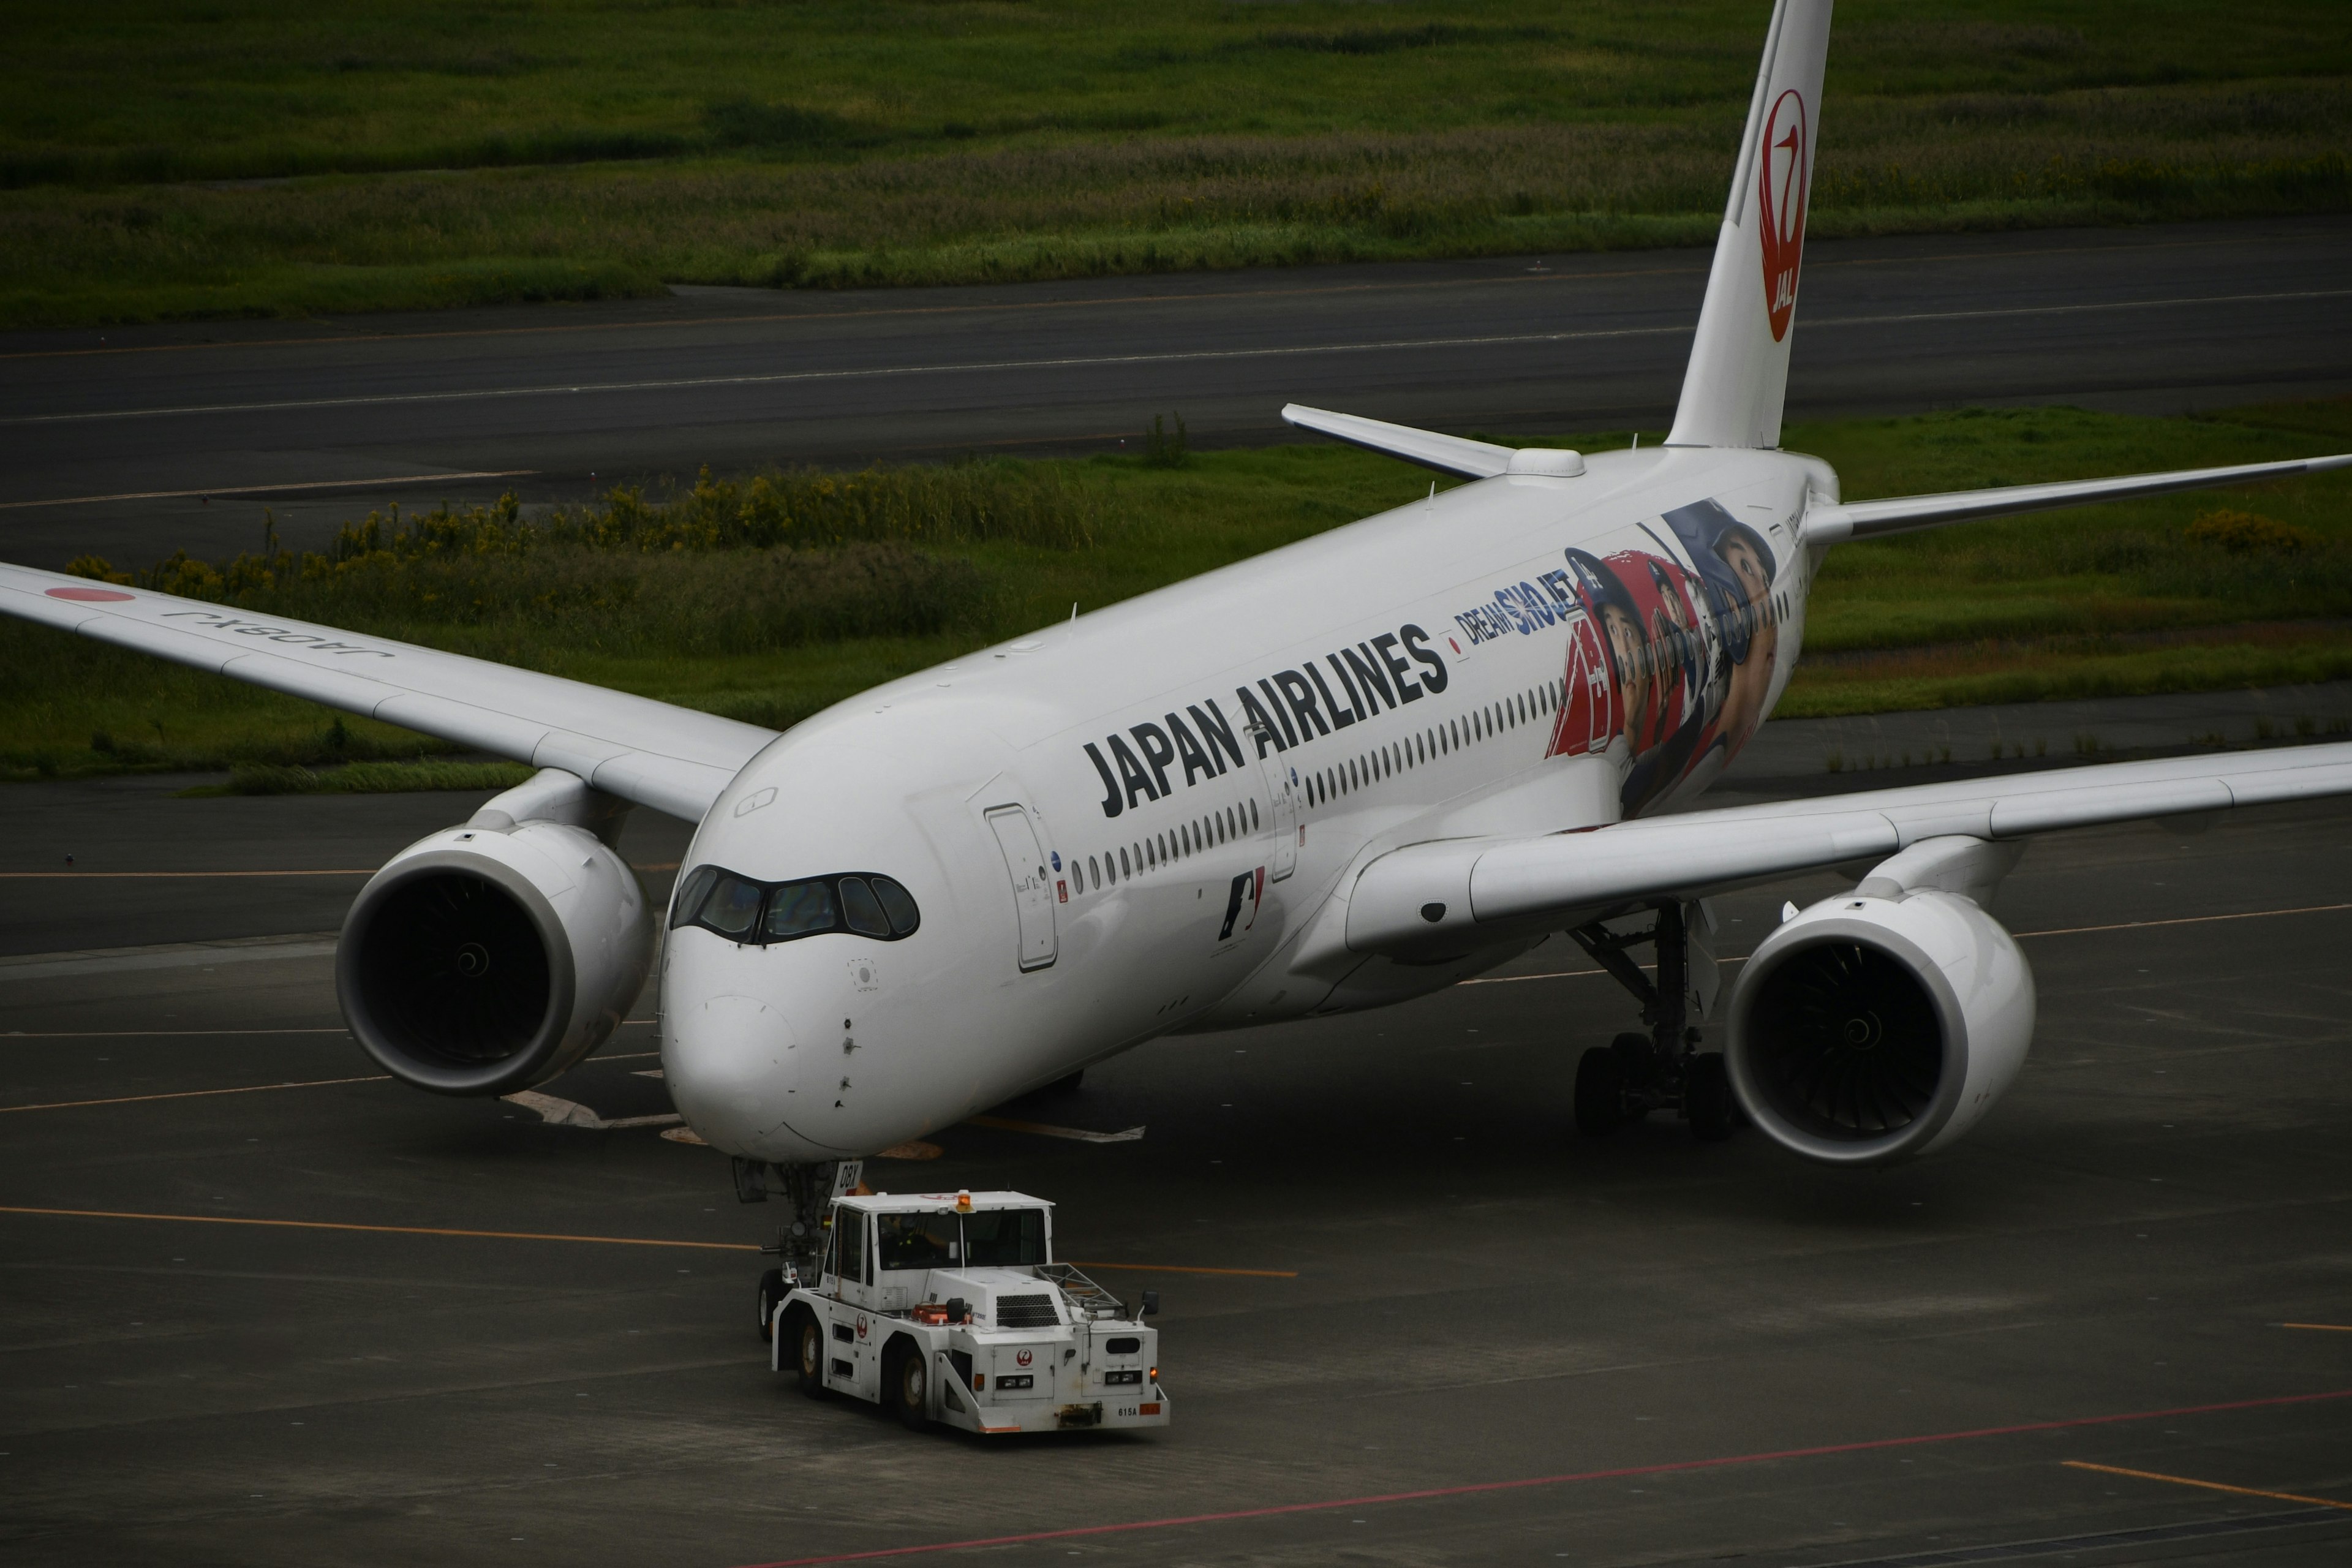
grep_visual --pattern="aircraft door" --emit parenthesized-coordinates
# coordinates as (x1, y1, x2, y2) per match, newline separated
(1254, 737, 1298, 881)
(984, 804, 1058, 971)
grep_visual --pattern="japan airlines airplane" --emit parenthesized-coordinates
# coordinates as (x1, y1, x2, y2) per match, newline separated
(6, 1, 2348, 1210)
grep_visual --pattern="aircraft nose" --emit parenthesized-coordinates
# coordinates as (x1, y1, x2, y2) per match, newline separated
(663, 992, 815, 1158)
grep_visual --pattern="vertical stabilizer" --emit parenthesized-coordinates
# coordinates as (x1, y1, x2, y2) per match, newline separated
(1665, 0, 1833, 450)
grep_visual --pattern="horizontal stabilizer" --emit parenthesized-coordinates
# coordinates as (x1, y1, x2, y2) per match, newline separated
(1806, 451, 2352, 543)
(1281, 404, 1513, 479)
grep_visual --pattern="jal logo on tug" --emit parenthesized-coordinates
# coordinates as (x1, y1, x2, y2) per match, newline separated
(1016, 1349, 1033, 1368)
(1756, 88, 1808, 342)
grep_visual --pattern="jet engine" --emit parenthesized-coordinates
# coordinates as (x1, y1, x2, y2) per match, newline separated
(335, 770, 655, 1095)
(1725, 837, 2035, 1166)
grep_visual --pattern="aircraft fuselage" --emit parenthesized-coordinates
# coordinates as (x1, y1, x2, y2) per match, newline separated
(662, 444, 1836, 1160)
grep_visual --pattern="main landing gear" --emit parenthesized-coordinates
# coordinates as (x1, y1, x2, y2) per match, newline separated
(1569, 901, 1739, 1143)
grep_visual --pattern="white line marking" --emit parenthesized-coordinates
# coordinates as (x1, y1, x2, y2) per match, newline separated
(0, 470, 535, 510)
(12, 289, 2343, 428)
(1, 1074, 389, 1114)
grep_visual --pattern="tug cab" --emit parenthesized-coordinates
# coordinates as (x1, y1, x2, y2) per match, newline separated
(766, 1188, 1168, 1435)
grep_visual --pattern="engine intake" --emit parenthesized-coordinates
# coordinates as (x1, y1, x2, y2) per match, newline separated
(1727, 839, 2034, 1166)
(336, 772, 655, 1096)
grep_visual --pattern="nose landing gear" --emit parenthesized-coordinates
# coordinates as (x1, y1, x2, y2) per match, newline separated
(1569, 900, 1738, 1142)
(736, 1156, 864, 1316)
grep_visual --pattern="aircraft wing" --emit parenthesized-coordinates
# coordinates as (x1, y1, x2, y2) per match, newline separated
(0, 560, 775, 822)
(1345, 741, 2352, 953)
(1804, 453, 2352, 541)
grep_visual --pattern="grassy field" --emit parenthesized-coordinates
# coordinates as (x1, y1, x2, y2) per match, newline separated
(4, 1, 2346, 328)
(3, 397, 2347, 785)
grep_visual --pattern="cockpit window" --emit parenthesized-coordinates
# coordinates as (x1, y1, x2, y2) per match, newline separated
(838, 877, 891, 937)
(764, 880, 837, 940)
(868, 875, 920, 935)
(669, 867, 921, 945)
(699, 873, 766, 938)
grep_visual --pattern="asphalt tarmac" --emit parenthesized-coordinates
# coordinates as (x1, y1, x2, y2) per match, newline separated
(5, 700, 2350, 1566)
(4, 214, 2349, 570)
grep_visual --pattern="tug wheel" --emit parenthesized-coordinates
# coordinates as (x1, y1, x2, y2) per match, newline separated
(791, 1311, 827, 1399)
(755, 1268, 785, 1344)
(888, 1343, 930, 1431)
(1574, 1046, 1627, 1137)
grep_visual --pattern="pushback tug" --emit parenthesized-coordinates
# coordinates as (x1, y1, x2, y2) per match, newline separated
(752, 1164, 1167, 1435)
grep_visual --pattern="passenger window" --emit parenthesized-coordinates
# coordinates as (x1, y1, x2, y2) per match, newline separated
(1088, 855, 1101, 887)
(868, 875, 920, 935)
(764, 880, 839, 940)
(839, 877, 891, 937)
(701, 873, 765, 938)
(1121, 847, 1132, 877)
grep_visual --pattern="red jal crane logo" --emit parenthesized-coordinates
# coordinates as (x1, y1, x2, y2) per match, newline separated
(1756, 89, 1808, 342)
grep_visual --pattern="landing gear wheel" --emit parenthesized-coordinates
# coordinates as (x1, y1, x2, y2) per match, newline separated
(888, 1345, 930, 1430)
(792, 1312, 827, 1399)
(1610, 1032, 1655, 1123)
(1575, 1046, 1627, 1137)
(1686, 1053, 1735, 1142)
(755, 1268, 785, 1345)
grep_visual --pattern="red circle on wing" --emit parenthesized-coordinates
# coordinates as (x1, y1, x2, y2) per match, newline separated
(45, 586, 135, 602)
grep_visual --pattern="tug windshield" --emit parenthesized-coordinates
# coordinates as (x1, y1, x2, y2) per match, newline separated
(876, 1211, 961, 1270)
(962, 1207, 1050, 1267)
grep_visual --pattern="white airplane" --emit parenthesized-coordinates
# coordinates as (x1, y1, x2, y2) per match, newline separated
(6, 1, 2348, 1228)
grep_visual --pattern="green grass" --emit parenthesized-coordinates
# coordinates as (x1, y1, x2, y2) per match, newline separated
(4, 1, 2347, 327)
(178, 758, 538, 797)
(4, 397, 2348, 782)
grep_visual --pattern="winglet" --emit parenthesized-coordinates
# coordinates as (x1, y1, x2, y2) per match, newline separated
(1281, 405, 1583, 480)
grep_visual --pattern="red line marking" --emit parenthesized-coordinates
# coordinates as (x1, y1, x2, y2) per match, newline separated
(734, 1388, 2352, 1567)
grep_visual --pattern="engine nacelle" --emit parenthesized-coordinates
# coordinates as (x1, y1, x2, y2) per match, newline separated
(1726, 844, 2035, 1166)
(335, 772, 655, 1096)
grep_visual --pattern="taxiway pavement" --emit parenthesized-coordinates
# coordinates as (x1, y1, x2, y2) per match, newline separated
(2, 214, 2348, 571)
(4, 701, 2349, 1566)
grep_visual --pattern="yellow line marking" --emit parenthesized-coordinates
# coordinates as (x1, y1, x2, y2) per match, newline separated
(0, 472, 538, 510)
(1065, 1260, 1298, 1279)
(0, 1074, 390, 1113)
(4, 1047, 662, 1112)
(2062, 1460, 2352, 1512)
(2016, 902, 2352, 939)
(2285, 1322, 2352, 1332)
(0, 1204, 759, 1251)
(1, 862, 679, 879)
(0, 869, 376, 878)
(2, 1022, 653, 1041)
(2, 1027, 350, 1039)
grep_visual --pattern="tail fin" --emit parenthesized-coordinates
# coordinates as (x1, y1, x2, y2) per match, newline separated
(1665, 0, 1833, 450)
